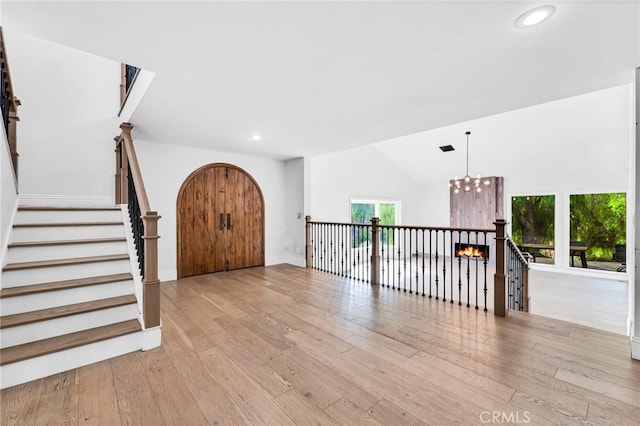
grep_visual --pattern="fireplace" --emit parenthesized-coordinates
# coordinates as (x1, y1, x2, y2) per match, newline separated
(455, 242, 489, 259)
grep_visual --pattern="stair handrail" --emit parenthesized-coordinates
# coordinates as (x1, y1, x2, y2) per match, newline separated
(114, 122, 161, 329)
(505, 234, 530, 312)
(0, 26, 21, 183)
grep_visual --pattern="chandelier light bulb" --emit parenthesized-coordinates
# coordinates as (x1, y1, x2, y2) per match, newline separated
(449, 131, 491, 195)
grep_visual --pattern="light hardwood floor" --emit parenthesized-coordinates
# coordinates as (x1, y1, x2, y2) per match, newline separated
(1, 264, 639, 425)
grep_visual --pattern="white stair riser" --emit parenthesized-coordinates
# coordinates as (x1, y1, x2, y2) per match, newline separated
(6, 241, 128, 264)
(1, 304, 139, 348)
(2, 260, 131, 288)
(0, 331, 142, 389)
(0, 280, 135, 315)
(15, 210, 122, 224)
(10, 224, 125, 243)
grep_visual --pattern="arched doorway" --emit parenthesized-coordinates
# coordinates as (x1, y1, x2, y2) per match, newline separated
(177, 163, 265, 278)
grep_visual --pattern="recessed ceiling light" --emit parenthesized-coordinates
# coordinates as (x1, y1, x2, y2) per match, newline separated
(251, 133, 261, 141)
(514, 5, 556, 29)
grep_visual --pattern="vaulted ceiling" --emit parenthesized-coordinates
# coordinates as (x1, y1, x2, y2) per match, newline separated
(3, 1, 639, 160)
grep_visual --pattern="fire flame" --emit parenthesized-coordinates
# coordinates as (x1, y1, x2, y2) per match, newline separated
(457, 247, 484, 258)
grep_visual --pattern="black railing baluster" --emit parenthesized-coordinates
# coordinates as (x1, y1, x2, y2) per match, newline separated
(127, 164, 145, 278)
(483, 232, 488, 312)
(435, 230, 439, 300)
(429, 230, 433, 298)
(457, 231, 462, 305)
(450, 231, 454, 304)
(421, 229, 425, 297)
(442, 231, 447, 302)
(464, 231, 470, 306)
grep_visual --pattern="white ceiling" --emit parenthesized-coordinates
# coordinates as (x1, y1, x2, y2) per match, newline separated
(2, 1, 639, 160)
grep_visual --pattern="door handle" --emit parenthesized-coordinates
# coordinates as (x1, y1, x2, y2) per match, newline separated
(227, 213, 232, 230)
(219, 213, 225, 230)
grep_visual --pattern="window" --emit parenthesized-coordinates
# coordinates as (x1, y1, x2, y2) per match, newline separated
(511, 195, 555, 264)
(569, 192, 626, 272)
(350, 199, 400, 248)
(350, 199, 400, 226)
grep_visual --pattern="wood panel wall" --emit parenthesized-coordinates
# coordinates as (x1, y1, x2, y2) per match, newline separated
(449, 176, 504, 260)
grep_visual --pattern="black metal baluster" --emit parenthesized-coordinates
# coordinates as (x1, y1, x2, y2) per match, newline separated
(434, 230, 439, 300)
(403, 228, 408, 292)
(127, 164, 144, 278)
(457, 231, 462, 305)
(415, 230, 420, 295)
(429, 229, 433, 298)
(450, 231, 454, 304)
(483, 232, 488, 312)
(464, 231, 470, 306)
(385, 227, 391, 288)
(397, 229, 402, 291)
(472, 231, 478, 309)
(366, 225, 370, 283)
(421, 229, 425, 297)
(442, 231, 447, 302)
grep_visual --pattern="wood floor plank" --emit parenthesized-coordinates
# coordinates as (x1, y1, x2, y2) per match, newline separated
(210, 328, 293, 398)
(160, 324, 251, 425)
(159, 292, 216, 353)
(199, 346, 295, 425)
(2, 265, 637, 425)
(0, 378, 43, 426)
(34, 372, 79, 426)
(366, 398, 428, 426)
(110, 353, 152, 402)
(138, 349, 208, 426)
(274, 389, 339, 425)
(324, 397, 383, 425)
(117, 391, 165, 426)
(264, 349, 344, 410)
(555, 368, 640, 408)
(77, 360, 120, 425)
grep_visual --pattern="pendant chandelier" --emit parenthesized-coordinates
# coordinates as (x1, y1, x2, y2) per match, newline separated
(449, 131, 490, 194)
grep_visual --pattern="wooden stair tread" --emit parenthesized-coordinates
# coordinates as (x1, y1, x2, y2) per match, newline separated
(0, 319, 141, 366)
(18, 206, 121, 211)
(2, 254, 129, 271)
(0, 295, 137, 329)
(8, 237, 126, 248)
(0, 273, 134, 298)
(13, 222, 123, 228)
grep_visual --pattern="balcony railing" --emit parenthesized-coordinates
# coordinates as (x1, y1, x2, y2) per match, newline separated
(306, 217, 514, 316)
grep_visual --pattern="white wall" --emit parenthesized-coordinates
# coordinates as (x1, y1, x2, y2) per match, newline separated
(133, 139, 290, 281)
(5, 30, 120, 199)
(284, 158, 305, 266)
(1, 123, 18, 272)
(309, 144, 424, 226)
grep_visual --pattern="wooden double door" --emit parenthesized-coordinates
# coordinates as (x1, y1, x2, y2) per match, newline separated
(177, 163, 264, 278)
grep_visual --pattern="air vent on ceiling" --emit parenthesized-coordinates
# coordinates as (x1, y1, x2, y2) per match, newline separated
(439, 145, 455, 152)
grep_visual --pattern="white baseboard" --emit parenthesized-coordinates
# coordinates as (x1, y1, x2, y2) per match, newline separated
(632, 336, 640, 360)
(18, 194, 113, 206)
(142, 325, 162, 350)
(159, 269, 177, 282)
(266, 256, 287, 266)
(285, 256, 306, 268)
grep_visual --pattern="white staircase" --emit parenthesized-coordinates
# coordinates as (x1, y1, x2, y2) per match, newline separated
(0, 205, 144, 389)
